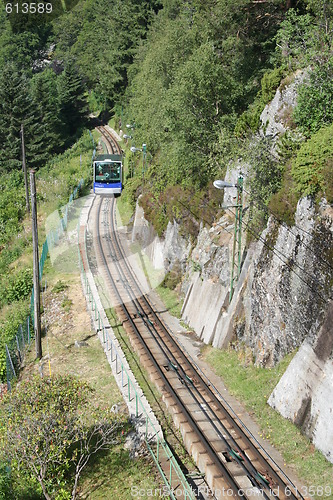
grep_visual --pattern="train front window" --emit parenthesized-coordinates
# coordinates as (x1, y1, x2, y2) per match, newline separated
(95, 162, 121, 183)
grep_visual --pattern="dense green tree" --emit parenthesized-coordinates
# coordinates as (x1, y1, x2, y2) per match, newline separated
(0, 0, 332, 229)
(57, 62, 88, 142)
(125, 0, 289, 191)
(31, 68, 65, 153)
(125, 7, 199, 151)
(52, 0, 161, 109)
(294, 58, 333, 135)
(274, 8, 323, 69)
(0, 6, 54, 74)
(306, 0, 333, 35)
(0, 63, 48, 172)
(292, 123, 333, 199)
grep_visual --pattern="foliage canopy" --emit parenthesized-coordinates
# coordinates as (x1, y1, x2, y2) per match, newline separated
(292, 123, 333, 201)
(0, 375, 126, 500)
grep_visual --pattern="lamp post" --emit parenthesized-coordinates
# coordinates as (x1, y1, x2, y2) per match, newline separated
(214, 175, 244, 302)
(131, 144, 147, 182)
(124, 124, 135, 177)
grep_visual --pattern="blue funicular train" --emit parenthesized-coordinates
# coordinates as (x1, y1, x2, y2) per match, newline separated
(93, 154, 123, 195)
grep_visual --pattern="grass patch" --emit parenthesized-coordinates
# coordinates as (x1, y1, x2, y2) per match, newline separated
(202, 345, 333, 497)
(130, 242, 165, 291)
(79, 443, 161, 499)
(105, 307, 162, 407)
(15, 272, 162, 498)
(155, 284, 183, 319)
(52, 280, 68, 293)
(116, 194, 134, 227)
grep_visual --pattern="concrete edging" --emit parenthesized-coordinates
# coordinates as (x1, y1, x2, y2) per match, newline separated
(78, 194, 163, 442)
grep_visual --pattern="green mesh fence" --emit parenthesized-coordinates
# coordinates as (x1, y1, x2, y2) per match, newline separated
(5, 180, 84, 391)
(79, 228, 196, 500)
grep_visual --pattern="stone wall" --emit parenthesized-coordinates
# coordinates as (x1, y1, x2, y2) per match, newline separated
(130, 72, 333, 463)
(268, 302, 333, 463)
(131, 194, 333, 463)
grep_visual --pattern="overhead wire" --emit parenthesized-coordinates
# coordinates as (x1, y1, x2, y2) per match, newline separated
(243, 186, 333, 272)
(222, 204, 331, 302)
(174, 188, 331, 301)
(146, 179, 331, 300)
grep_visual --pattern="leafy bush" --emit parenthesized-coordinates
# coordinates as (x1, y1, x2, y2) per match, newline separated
(321, 159, 333, 203)
(0, 268, 32, 306)
(121, 176, 142, 211)
(261, 67, 286, 104)
(292, 123, 333, 200)
(139, 191, 168, 237)
(139, 183, 221, 240)
(0, 375, 126, 499)
(294, 59, 333, 135)
(161, 260, 182, 290)
(269, 164, 299, 226)
(235, 67, 285, 136)
(0, 173, 26, 247)
(247, 136, 285, 204)
(0, 461, 40, 500)
(0, 462, 12, 500)
(234, 102, 263, 136)
(273, 9, 319, 69)
(0, 238, 27, 278)
(37, 130, 92, 212)
(0, 302, 29, 381)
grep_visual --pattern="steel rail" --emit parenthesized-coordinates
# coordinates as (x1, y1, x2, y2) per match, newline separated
(94, 126, 307, 500)
(101, 196, 274, 497)
(101, 198, 277, 497)
(103, 196, 304, 500)
(95, 195, 242, 497)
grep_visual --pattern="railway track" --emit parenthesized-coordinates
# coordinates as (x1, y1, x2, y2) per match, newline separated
(96, 125, 122, 155)
(91, 127, 308, 499)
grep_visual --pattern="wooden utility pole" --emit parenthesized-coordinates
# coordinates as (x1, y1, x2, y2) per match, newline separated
(21, 124, 30, 214)
(30, 170, 42, 359)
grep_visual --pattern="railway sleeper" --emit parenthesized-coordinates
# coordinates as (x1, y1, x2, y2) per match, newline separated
(256, 470, 276, 488)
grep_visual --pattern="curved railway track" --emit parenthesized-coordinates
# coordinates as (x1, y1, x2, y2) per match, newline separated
(91, 127, 308, 500)
(97, 125, 122, 155)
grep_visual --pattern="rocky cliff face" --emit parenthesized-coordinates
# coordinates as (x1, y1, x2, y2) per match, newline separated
(130, 73, 333, 462)
(268, 301, 333, 464)
(260, 69, 307, 142)
(131, 194, 333, 461)
(131, 200, 191, 273)
(245, 197, 332, 366)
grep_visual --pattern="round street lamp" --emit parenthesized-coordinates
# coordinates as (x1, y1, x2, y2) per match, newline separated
(213, 180, 235, 190)
(131, 144, 148, 182)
